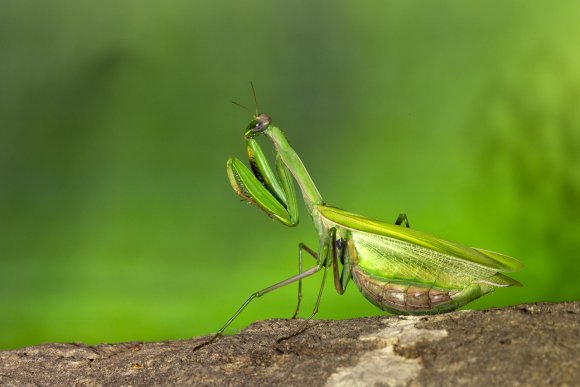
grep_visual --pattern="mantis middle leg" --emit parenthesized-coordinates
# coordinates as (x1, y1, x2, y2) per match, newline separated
(214, 264, 323, 339)
(292, 243, 318, 319)
(303, 228, 334, 320)
(193, 264, 324, 352)
(277, 229, 334, 344)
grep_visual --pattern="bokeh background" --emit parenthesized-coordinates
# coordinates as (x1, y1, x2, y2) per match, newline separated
(1, 1, 579, 350)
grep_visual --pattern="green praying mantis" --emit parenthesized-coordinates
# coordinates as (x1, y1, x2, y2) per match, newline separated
(216, 86, 523, 339)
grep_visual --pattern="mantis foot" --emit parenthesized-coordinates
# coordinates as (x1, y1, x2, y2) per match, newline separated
(191, 334, 221, 353)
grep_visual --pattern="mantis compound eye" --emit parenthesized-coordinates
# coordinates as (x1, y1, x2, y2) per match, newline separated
(246, 113, 272, 138)
(254, 113, 271, 132)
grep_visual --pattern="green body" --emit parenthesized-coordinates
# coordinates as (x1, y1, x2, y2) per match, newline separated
(225, 111, 523, 323)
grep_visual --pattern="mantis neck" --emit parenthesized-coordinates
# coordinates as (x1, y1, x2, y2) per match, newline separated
(265, 126, 323, 212)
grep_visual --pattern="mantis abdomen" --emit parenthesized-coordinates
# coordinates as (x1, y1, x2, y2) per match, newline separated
(351, 268, 492, 315)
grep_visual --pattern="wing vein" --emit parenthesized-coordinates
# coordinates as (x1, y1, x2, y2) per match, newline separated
(354, 232, 498, 288)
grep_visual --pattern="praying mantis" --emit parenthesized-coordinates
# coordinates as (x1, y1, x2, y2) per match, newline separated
(217, 86, 523, 339)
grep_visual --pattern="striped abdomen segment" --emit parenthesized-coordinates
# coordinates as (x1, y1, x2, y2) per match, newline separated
(352, 267, 479, 315)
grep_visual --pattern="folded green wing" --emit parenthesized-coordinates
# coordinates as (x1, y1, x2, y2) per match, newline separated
(352, 232, 522, 289)
(472, 248, 524, 272)
(318, 206, 524, 275)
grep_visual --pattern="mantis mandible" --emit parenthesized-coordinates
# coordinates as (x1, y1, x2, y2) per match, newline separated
(217, 85, 523, 339)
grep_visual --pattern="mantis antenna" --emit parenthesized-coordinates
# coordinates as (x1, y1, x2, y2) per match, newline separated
(250, 81, 259, 115)
(231, 82, 260, 114)
(231, 100, 251, 112)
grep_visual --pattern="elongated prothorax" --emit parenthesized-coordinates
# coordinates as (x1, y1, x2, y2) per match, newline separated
(264, 126, 323, 212)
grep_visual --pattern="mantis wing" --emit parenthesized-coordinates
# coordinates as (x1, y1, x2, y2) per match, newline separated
(318, 206, 523, 288)
(352, 231, 521, 289)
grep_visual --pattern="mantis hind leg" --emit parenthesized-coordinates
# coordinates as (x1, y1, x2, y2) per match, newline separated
(395, 213, 411, 228)
(292, 243, 318, 319)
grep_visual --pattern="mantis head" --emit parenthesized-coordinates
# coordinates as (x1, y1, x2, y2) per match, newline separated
(231, 82, 272, 138)
(245, 113, 272, 138)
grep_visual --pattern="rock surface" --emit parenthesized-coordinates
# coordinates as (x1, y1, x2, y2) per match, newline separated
(0, 302, 578, 386)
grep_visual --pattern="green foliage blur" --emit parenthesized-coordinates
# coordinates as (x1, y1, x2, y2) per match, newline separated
(1, 1, 579, 350)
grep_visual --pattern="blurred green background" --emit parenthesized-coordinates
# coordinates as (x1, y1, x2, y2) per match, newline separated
(1, 1, 579, 350)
